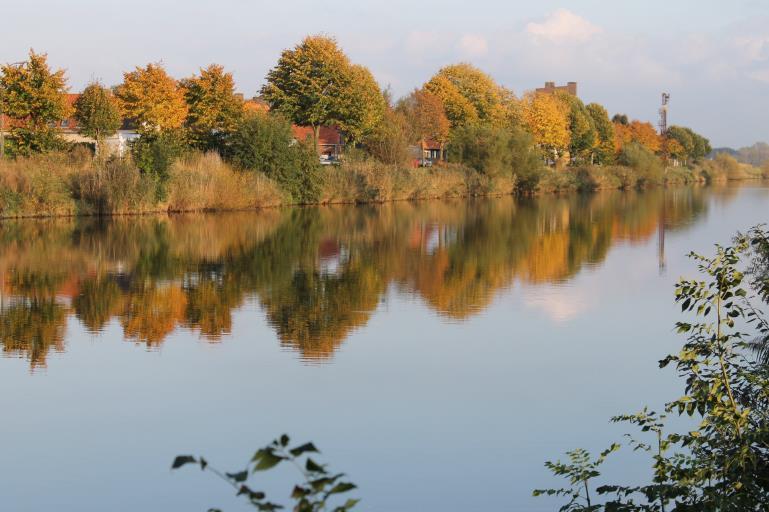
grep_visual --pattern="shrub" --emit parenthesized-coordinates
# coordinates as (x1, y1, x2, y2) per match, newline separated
(226, 113, 322, 203)
(449, 125, 543, 193)
(617, 142, 663, 185)
(363, 109, 411, 166)
(130, 130, 189, 199)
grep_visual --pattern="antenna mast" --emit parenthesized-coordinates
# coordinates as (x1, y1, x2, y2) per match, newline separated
(658, 93, 670, 135)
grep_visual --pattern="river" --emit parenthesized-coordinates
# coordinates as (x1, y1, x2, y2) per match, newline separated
(1, 184, 767, 511)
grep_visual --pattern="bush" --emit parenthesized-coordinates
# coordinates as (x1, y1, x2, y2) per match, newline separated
(130, 130, 189, 199)
(617, 142, 663, 185)
(226, 113, 322, 203)
(449, 125, 544, 193)
(363, 109, 410, 166)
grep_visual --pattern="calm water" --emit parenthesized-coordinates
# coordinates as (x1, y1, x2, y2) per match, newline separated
(1, 185, 768, 511)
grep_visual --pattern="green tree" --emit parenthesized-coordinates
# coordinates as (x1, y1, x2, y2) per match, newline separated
(0, 49, 71, 155)
(180, 64, 245, 152)
(261, 35, 385, 148)
(585, 103, 615, 164)
(74, 81, 122, 156)
(450, 124, 543, 192)
(556, 92, 597, 164)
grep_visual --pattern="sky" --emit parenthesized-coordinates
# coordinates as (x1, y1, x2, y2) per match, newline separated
(2, 0, 768, 147)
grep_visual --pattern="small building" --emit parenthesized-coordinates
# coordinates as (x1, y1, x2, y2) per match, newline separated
(291, 125, 344, 164)
(2, 93, 139, 156)
(409, 139, 447, 167)
(535, 81, 578, 96)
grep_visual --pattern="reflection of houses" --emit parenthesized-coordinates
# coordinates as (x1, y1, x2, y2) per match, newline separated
(409, 139, 447, 167)
(535, 81, 578, 96)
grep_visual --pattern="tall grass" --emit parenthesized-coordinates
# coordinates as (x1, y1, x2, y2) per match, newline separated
(167, 152, 284, 211)
(319, 160, 515, 204)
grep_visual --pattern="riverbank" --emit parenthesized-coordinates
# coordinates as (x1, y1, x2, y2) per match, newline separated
(0, 151, 766, 219)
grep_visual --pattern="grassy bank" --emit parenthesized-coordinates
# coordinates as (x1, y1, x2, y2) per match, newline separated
(0, 151, 767, 219)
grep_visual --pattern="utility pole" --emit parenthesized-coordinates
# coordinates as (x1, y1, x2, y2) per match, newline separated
(0, 61, 27, 159)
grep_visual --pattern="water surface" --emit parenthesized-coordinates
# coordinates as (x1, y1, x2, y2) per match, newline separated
(1, 185, 767, 511)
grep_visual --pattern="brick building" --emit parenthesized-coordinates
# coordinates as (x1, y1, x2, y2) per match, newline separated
(535, 81, 578, 96)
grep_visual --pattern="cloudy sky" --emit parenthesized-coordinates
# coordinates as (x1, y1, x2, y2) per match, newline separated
(3, 0, 768, 147)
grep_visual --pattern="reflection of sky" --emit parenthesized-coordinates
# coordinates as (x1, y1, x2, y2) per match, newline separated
(1, 186, 768, 511)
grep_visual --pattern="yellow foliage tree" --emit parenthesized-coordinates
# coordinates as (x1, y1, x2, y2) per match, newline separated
(0, 49, 72, 154)
(424, 63, 514, 129)
(180, 64, 244, 150)
(521, 92, 570, 159)
(114, 63, 188, 134)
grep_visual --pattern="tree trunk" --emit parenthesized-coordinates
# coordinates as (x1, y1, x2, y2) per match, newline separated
(312, 124, 320, 155)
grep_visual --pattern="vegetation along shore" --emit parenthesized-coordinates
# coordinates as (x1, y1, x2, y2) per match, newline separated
(1, 37, 768, 219)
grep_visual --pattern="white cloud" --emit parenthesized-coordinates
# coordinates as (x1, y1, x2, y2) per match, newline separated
(748, 68, 769, 83)
(457, 34, 488, 58)
(524, 288, 590, 323)
(733, 34, 769, 63)
(525, 9, 602, 44)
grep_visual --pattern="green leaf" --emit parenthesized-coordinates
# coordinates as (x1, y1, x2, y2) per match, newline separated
(290, 442, 319, 457)
(328, 482, 356, 496)
(226, 470, 249, 483)
(252, 448, 285, 471)
(171, 455, 197, 469)
(306, 457, 327, 473)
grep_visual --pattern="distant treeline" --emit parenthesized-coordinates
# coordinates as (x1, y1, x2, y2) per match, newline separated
(711, 142, 769, 167)
(0, 38, 766, 217)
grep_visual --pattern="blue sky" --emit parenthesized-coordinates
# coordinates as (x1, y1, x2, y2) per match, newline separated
(3, 0, 768, 147)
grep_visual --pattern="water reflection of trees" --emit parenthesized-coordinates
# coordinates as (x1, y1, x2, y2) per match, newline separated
(0, 188, 713, 367)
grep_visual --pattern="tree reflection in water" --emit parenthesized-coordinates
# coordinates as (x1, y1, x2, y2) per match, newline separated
(0, 188, 712, 368)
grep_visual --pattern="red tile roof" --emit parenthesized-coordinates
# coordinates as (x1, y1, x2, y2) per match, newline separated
(291, 125, 342, 146)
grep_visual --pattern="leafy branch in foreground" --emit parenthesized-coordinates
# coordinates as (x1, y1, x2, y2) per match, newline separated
(172, 435, 359, 512)
(535, 226, 769, 511)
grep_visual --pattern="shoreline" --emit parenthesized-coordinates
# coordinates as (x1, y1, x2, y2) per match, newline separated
(1, 172, 765, 222)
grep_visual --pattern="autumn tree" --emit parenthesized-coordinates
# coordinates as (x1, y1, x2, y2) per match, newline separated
(395, 88, 450, 145)
(613, 118, 661, 155)
(74, 81, 122, 156)
(424, 63, 513, 128)
(521, 92, 570, 161)
(628, 120, 661, 153)
(0, 49, 71, 155)
(586, 103, 615, 164)
(180, 64, 244, 151)
(114, 63, 188, 135)
(261, 35, 385, 147)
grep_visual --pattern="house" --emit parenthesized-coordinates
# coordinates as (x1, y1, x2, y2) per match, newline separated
(409, 139, 447, 167)
(535, 81, 578, 96)
(291, 125, 344, 164)
(1, 93, 139, 156)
